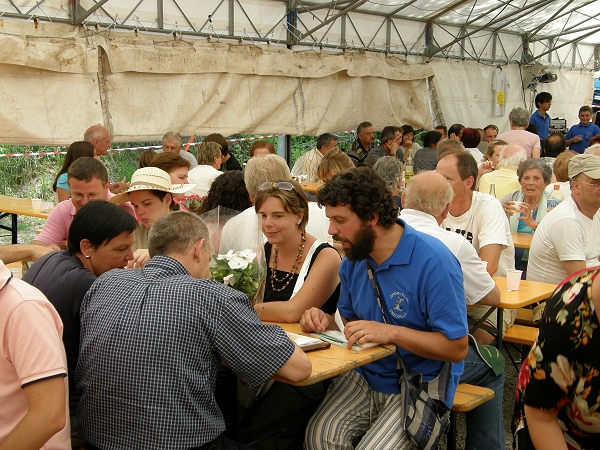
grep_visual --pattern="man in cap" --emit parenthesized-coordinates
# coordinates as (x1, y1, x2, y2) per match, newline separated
(528, 154, 600, 284)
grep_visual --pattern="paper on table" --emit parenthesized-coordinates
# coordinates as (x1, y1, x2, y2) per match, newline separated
(312, 330, 378, 351)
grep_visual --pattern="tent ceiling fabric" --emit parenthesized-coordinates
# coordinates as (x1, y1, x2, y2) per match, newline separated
(0, 21, 433, 144)
(0, 1, 597, 144)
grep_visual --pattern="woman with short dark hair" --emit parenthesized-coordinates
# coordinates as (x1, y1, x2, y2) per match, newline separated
(23, 200, 138, 431)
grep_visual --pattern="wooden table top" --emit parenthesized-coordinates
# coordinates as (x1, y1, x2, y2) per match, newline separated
(0, 195, 51, 219)
(300, 182, 323, 195)
(493, 276, 557, 308)
(512, 232, 533, 249)
(268, 322, 395, 386)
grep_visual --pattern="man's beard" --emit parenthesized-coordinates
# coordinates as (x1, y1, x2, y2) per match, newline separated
(334, 222, 376, 262)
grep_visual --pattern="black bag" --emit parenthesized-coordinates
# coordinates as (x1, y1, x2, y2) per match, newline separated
(366, 262, 452, 450)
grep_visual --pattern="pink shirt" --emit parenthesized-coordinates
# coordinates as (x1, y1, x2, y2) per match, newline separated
(0, 262, 70, 449)
(36, 191, 135, 246)
(497, 130, 540, 158)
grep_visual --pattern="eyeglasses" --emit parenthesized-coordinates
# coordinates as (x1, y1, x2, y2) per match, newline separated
(576, 179, 600, 188)
(71, 193, 103, 201)
(258, 181, 295, 192)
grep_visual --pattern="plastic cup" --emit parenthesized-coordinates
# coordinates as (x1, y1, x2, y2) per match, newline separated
(9, 268, 22, 280)
(31, 199, 42, 211)
(481, 260, 488, 271)
(512, 202, 524, 214)
(41, 202, 54, 213)
(506, 270, 523, 290)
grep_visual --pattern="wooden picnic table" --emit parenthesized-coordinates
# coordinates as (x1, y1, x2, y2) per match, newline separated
(269, 322, 395, 387)
(511, 232, 533, 249)
(0, 195, 50, 243)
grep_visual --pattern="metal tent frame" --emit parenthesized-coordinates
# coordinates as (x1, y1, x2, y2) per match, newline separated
(0, 0, 597, 69)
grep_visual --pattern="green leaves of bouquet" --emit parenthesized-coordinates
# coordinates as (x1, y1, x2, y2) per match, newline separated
(211, 249, 262, 301)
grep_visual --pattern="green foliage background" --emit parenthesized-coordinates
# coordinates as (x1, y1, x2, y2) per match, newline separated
(0, 132, 358, 244)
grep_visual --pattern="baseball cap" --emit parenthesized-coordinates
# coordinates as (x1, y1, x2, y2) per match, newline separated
(568, 154, 600, 179)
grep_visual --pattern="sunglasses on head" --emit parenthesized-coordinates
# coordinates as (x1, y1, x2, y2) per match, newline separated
(258, 181, 295, 192)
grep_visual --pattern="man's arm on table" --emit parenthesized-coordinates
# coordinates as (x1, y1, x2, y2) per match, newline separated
(300, 307, 467, 363)
(0, 377, 66, 450)
(344, 320, 467, 363)
(0, 244, 58, 264)
(275, 344, 312, 382)
(479, 243, 502, 276)
(477, 283, 501, 306)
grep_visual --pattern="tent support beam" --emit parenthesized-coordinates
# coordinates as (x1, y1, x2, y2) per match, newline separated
(534, 27, 600, 60)
(298, 0, 369, 41)
(430, 0, 552, 57)
(74, 0, 111, 25)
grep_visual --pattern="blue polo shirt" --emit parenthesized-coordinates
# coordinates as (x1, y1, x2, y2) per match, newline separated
(530, 110, 550, 139)
(337, 219, 467, 407)
(566, 122, 600, 153)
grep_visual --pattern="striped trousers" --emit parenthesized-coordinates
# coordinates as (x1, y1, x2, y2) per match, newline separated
(304, 370, 415, 450)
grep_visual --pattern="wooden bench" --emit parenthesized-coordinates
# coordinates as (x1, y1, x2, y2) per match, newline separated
(503, 324, 538, 346)
(514, 308, 535, 326)
(446, 383, 495, 450)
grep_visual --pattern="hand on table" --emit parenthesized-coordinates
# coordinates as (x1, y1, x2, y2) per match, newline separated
(344, 320, 391, 350)
(126, 249, 150, 269)
(300, 307, 330, 333)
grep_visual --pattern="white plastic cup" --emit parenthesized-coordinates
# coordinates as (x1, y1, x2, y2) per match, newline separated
(9, 268, 22, 280)
(506, 269, 523, 290)
(31, 199, 42, 211)
(41, 201, 54, 213)
(481, 260, 488, 271)
(512, 202, 524, 214)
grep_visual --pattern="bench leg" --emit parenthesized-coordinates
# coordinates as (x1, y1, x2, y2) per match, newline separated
(447, 411, 457, 450)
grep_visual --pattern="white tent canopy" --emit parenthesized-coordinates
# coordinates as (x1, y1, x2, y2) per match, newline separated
(0, 1, 597, 144)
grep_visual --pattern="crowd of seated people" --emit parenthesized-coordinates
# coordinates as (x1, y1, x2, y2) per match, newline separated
(3, 114, 600, 450)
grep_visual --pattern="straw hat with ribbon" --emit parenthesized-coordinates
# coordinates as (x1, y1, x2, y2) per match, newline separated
(110, 167, 195, 204)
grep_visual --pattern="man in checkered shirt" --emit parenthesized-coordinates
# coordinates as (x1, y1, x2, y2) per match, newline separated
(75, 211, 311, 450)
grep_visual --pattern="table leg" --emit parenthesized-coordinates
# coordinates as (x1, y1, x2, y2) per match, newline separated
(11, 213, 17, 244)
(496, 308, 504, 352)
(0, 212, 17, 244)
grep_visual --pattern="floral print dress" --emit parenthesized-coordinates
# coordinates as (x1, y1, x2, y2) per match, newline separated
(514, 267, 600, 449)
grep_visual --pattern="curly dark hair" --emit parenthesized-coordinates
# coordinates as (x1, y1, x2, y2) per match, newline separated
(316, 167, 398, 228)
(199, 171, 252, 214)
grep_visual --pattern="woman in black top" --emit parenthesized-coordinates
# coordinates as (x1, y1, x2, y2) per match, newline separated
(253, 179, 340, 322)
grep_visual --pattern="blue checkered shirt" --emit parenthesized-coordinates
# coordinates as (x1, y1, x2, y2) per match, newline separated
(75, 255, 294, 449)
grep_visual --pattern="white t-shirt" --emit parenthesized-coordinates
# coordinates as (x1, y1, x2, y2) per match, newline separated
(527, 196, 600, 284)
(187, 165, 221, 197)
(400, 209, 496, 306)
(465, 148, 484, 164)
(441, 191, 515, 277)
(219, 203, 331, 254)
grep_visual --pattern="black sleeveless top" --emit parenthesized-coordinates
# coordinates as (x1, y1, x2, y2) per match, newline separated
(263, 241, 340, 315)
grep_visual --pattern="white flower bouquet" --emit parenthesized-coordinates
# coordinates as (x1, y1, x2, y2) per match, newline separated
(210, 249, 265, 303)
(200, 206, 266, 304)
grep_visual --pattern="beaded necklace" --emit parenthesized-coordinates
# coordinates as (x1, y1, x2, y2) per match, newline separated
(270, 230, 306, 292)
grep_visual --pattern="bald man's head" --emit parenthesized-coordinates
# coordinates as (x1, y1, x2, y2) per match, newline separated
(84, 125, 111, 156)
(403, 171, 454, 221)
